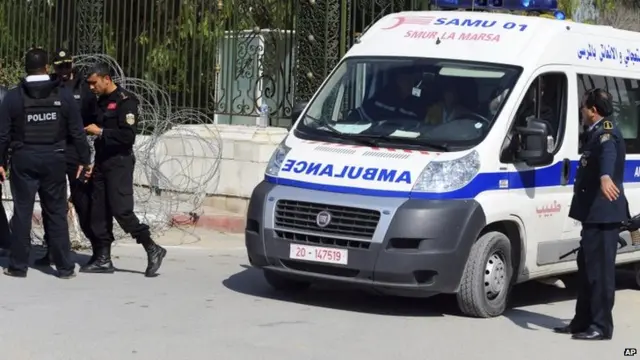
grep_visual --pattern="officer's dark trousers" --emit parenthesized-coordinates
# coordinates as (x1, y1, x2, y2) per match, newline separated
(42, 159, 96, 248)
(91, 154, 151, 248)
(570, 223, 619, 338)
(0, 184, 11, 249)
(9, 148, 73, 272)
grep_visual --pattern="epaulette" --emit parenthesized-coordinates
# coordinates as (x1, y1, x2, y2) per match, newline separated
(603, 120, 613, 130)
(119, 91, 128, 100)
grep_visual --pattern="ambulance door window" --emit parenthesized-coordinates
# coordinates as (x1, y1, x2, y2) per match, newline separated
(539, 73, 568, 152)
(513, 73, 567, 153)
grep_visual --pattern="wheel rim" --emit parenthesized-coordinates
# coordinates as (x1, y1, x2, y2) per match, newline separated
(484, 252, 507, 301)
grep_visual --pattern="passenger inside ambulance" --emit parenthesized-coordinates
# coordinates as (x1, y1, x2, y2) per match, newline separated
(424, 79, 472, 125)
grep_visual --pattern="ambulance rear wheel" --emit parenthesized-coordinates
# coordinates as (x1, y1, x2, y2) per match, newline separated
(263, 270, 311, 292)
(456, 231, 513, 318)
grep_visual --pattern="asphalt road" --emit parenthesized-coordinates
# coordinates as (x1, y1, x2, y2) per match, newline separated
(0, 229, 639, 360)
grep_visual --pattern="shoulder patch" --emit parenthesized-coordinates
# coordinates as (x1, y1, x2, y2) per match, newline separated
(125, 113, 135, 125)
(603, 120, 613, 130)
(600, 133, 611, 143)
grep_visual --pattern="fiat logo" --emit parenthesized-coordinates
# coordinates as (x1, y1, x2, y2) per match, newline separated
(316, 211, 332, 228)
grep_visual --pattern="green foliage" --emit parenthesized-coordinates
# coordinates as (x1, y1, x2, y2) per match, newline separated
(0, 58, 23, 87)
(89, 0, 294, 112)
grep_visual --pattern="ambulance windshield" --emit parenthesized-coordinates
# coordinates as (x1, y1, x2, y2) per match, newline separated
(295, 57, 521, 151)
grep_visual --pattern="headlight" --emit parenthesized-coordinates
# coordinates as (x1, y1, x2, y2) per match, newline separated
(412, 150, 481, 193)
(265, 141, 291, 176)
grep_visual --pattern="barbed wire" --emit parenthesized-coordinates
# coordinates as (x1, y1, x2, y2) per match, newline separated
(2, 53, 222, 248)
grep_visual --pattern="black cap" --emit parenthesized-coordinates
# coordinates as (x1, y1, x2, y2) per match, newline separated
(52, 48, 73, 65)
(24, 47, 49, 72)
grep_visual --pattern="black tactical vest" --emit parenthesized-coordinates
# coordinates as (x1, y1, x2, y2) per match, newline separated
(21, 87, 62, 145)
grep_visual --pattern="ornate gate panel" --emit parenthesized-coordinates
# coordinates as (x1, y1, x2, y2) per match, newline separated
(213, 0, 297, 127)
(294, 0, 425, 104)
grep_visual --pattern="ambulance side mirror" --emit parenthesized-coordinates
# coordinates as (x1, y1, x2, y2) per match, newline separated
(291, 101, 309, 122)
(514, 118, 553, 166)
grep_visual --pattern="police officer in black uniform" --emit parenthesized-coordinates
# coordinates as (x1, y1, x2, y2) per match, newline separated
(0, 48, 91, 278)
(0, 85, 11, 255)
(82, 62, 166, 277)
(554, 88, 628, 340)
(34, 48, 99, 267)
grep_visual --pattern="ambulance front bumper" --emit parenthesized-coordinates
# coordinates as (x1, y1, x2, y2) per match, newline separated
(244, 181, 486, 297)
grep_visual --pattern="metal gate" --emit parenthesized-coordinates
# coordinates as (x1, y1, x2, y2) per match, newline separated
(294, 0, 426, 103)
(0, 0, 426, 127)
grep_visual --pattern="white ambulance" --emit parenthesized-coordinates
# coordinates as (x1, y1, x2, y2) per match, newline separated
(244, 10, 640, 317)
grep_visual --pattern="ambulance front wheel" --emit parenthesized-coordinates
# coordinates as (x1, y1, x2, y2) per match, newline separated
(263, 269, 311, 292)
(456, 231, 513, 318)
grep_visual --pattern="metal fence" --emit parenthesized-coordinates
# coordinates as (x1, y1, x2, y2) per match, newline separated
(0, 0, 426, 127)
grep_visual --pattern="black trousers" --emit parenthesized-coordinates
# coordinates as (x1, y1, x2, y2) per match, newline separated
(91, 154, 151, 247)
(0, 184, 11, 249)
(9, 148, 73, 272)
(43, 160, 95, 247)
(570, 223, 619, 338)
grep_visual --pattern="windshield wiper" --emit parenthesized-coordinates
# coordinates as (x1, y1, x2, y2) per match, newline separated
(303, 114, 380, 146)
(345, 134, 449, 151)
(302, 114, 448, 150)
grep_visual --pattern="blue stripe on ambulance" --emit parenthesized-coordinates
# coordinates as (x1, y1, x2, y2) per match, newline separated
(265, 160, 640, 200)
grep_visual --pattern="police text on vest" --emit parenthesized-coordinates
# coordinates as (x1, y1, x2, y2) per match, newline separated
(27, 112, 57, 122)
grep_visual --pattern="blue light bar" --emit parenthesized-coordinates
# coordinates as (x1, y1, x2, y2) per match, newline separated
(435, 0, 558, 11)
(553, 10, 566, 20)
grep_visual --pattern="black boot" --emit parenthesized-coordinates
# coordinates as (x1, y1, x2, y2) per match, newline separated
(143, 241, 167, 277)
(83, 242, 99, 267)
(79, 246, 115, 274)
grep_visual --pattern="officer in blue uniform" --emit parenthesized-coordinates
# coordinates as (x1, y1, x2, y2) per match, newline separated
(34, 48, 99, 267)
(82, 62, 166, 277)
(554, 88, 628, 340)
(0, 48, 91, 278)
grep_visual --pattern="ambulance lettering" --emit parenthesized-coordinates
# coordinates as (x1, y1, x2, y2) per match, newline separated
(280, 159, 412, 184)
(432, 17, 528, 31)
(434, 18, 497, 28)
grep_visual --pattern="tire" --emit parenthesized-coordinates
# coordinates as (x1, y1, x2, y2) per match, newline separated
(263, 270, 311, 292)
(456, 231, 513, 318)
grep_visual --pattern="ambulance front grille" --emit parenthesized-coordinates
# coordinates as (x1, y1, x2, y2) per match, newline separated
(274, 200, 380, 240)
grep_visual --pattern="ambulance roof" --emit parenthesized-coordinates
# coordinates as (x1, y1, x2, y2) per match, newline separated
(348, 11, 640, 73)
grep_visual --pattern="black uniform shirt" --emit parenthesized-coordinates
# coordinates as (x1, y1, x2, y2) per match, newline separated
(52, 74, 98, 128)
(0, 76, 90, 166)
(53, 74, 98, 163)
(569, 118, 628, 224)
(94, 86, 139, 160)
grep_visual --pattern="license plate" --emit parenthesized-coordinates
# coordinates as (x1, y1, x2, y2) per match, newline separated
(289, 244, 348, 265)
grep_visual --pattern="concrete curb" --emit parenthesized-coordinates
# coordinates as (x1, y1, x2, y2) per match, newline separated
(170, 213, 245, 234)
(30, 210, 246, 234)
